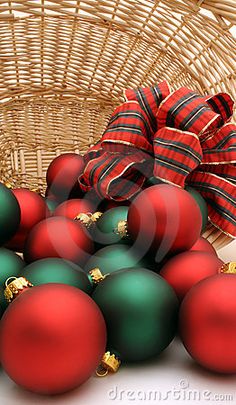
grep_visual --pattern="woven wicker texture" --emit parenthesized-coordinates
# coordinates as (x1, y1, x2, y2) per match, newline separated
(0, 0, 235, 248)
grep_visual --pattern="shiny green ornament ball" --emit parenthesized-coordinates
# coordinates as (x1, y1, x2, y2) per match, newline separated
(92, 268, 179, 362)
(0, 248, 25, 287)
(0, 287, 8, 314)
(84, 244, 144, 275)
(0, 248, 25, 316)
(23, 258, 93, 294)
(92, 206, 129, 246)
(45, 198, 59, 214)
(0, 183, 21, 245)
(185, 186, 208, 232)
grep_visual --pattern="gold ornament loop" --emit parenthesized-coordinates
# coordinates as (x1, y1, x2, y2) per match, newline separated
(5, 276, 18, 287)
(89, 268, 109, 284)
(96, 352, 121, 377)
(4, 276, 33, 303)
(95, 366, 109, 377)
(220, 262, 236, 274)
(113, 220, 129, 239)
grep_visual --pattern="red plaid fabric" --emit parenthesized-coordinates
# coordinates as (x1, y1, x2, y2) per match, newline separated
(80, 149, 152, 200)
(124, 81, 170, 132)
(188, 170, 236, 237)
(80, 83, 236, 237)
(197, 164, 236, 185)
(157, 87, 221, 138)
(101, 101, 153, 154)
(153, 128, 202, 188)
(201, 123, 236, 164)
(204, 93, 234, 124)
(83, 142, 102, 165)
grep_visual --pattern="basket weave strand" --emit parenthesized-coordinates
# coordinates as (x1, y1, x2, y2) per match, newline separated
(0, 0, 235, 249)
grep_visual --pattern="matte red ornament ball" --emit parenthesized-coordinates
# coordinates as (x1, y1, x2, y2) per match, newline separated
(160, 251, 223, 301)
(6, 189, 49, 252)
(0, 283, 106, 394)
(54, 199, 95, 219)
(180, 274, 236, 373)
(190, 236, 217, 255)
(24, 216, 94, 265)
(127, 184, 202, 257)
(46, 153, 85, 199)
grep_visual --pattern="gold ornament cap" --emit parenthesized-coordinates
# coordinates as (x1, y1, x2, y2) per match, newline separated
(96, 351, 121, 377)
(89, 268, 108, 284)
(220, 262, 236, 274)
(114, 220, 129, 239)
(4, 277, 33, 303)
(91, 212, 103, 222)
(74, 212, 103, 229)
(74, 213, 93, 228)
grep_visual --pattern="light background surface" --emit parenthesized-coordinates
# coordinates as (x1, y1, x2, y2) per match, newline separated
(0, 6, 235, 405)
(0, 240, 235, 405)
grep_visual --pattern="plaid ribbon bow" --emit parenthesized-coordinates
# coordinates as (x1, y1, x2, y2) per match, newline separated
(80, 81, 236, 238)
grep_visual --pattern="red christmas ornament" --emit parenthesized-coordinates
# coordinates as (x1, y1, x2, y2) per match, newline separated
(160, 251, 223, 301)
(190, 236, 217, 255)
(54, 199, 95, 219)
(127, 184, 202, 258)
(46, 153, 85, 200)
(180, 273, 236, 373)
(0, 282, 106, 394)
(24, 216, 94, 265)
(6, 189, 49, 252)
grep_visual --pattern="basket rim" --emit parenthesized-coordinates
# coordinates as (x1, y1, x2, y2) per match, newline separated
(0, 0, 235, 24)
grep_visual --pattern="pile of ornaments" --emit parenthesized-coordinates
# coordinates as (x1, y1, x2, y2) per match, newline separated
(0, 151, 234, 396)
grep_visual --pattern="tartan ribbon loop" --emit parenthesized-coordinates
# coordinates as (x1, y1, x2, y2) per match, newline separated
(124, 80, 171, 133)
(188, 170, 236, 238)
(156, 87, 222, 138)
(204, 93, 234, 124)
(101, 101, 153, 154)
(80, 83, 236, 237)
(201, 123, 236, 165)
(153, 128, 203, 188)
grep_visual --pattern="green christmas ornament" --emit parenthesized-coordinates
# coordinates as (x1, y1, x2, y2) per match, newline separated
(45, 198, 58, 214)
(84, 244, 145, 275)
(0, 248, 25, 287)
(92, 207, 129, 246)
(185, 186, 208, 232)
(23, 258, 93, 295)
(0, 286, 8, 314)
(92, 268, 179, 363)
(0, 183, 21, 245)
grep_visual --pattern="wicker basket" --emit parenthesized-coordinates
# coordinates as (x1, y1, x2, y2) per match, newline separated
(0, 0, 235, 249)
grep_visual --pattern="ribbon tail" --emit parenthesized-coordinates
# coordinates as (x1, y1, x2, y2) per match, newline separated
(188, 170, 236, 238)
